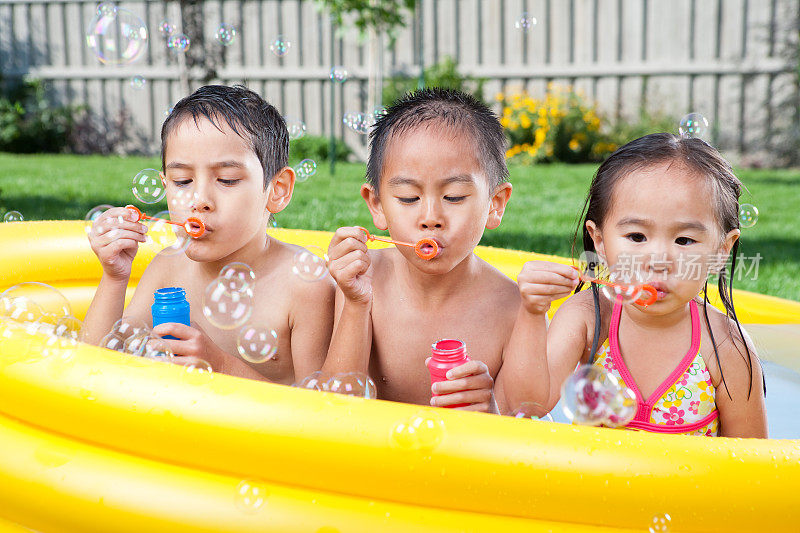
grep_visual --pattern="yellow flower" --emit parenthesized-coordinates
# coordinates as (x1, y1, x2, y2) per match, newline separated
(500, 116, 510, 128)
(535, 128, 546, 146)
(569, 139, 580, 152)
(505, 148, 514, 159)
(495, 92, 505, 102)
(519, 113, 531, 129)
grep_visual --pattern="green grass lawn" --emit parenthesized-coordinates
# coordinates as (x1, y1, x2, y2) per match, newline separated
(1, 152, 798, 302)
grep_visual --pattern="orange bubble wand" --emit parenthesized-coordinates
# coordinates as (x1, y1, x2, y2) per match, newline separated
(570, 265, 658, 307)
(357, 226, 439, 260)
(125, 205, 205, 238)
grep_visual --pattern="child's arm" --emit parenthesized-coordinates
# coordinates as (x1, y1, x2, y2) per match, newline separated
(322, 227, 373, 376)
(82, 207, 147, 344)
(288, 277, 336, 381)
(713, 326, 768, 438)
(494, 261, 580, 414)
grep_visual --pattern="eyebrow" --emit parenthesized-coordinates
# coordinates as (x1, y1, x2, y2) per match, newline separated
(165, 160, 246, 170)
(616, 217, 709, 233)
(386, 174, 476, 187)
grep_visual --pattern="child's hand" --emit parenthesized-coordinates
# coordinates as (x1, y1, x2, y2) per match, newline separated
(327, 227, 373, 305)
(153, 322, 226, 370)
(88, 207, 147, 281)
(517, 261, 580, 315)
(429, 359, 497, 413)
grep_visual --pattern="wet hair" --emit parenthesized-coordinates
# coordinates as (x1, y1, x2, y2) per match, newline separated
(574, 132, 763, 399)
(366, 88, 509, 194)
(161, 84, 288, 189)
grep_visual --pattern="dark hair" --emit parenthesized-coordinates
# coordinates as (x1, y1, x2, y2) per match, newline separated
(366, 88, 509, 193)
(161, 84, 288, 189)
(574, 132, 762, 399)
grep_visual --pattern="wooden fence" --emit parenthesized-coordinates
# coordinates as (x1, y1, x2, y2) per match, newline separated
(0, 0, 797, 162)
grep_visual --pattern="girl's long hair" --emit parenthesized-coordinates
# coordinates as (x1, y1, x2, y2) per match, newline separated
(572, 133, 763, 399)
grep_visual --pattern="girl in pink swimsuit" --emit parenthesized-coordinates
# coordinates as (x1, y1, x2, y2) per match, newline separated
(515, 133, 767, 437)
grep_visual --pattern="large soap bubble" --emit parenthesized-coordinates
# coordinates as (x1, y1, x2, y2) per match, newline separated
(0, 282, 72, 323)
(85, 4, 148, 65)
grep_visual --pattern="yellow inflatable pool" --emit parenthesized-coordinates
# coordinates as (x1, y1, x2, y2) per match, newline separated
(0, 221, 798, 533)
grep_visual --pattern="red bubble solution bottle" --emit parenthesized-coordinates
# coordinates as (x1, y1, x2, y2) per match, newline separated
(427, 339, 471, 408)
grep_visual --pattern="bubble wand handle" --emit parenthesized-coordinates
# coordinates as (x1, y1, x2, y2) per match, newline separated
(356, 226, 439, 261)
(125, 205, 206, 238)
(570, 266, 658, 307)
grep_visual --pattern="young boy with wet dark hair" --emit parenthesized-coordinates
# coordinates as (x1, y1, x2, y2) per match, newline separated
(84, 84, 335, 384)
(324, 88, 549, 413)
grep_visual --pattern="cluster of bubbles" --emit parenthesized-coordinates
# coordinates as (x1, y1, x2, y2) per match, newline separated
(739, 203, 759, 228)
(270, 35, 291, 57)
(561, 364, 637, 427)
(510, 402, 554, 422)
(678, 113, 709, 139)
(294, 370, 377, 399)
(158, 19, 176, 37)
(391, 413, 446, 452)
(0, 282, 83, 363)
(577, 252, 650, 306)
(215, 23, 237, 46)
(284, 116, 307, 141)
(329, 66, 348, 83)
(343, 106, 386, 135)
(85, 3, 148, 65)
(291, 246, 328, 282)
(2, 211, 23, 222)
(168, 33, 191, 53)
(515, 12, 537, 31)
(100, 316, 174, 361)
(293, 158, 317, 183)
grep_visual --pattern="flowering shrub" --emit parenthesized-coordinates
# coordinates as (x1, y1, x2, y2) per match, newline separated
(497, 84, 618, 164)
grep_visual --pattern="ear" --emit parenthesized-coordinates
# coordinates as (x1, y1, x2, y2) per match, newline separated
(485, 183, 513, 230)
(710, 228, 740, 274)
(361, 184, 387, 231)
(266, 166, 295, 214)
(585, 220, 606, 263)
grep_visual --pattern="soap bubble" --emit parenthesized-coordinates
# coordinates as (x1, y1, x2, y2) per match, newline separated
(599, 263, 646, 304)
(329, 66, 348, 83)
(511, 402, 554, 422)
(561, 364, 611, 426)
(130, 75, 146, 90)
(164, 106, 174, 117)
(236, 325, 278, 363)
(123, 331, 149, 356)
(85, 205, 114, 223)
(54, 316, 83, 341)
(515, 12, 537, 31)
(100, 332, 126, 351)
(295, 371, 326, 391)
(141, 336, 174, 361)
(343, 111, 369, 134)
(167, 33, 190, 53)
(143, 218, 191, 257)
(391, 413, 445, 452)
(158, 19, 175, 37)
(269, 35, 290, 57)
(41, 333, 79, 361)
(235, 480, 267, 513)
(601, 373, 637, 428)
(111, 317, 149, 339)
(292, 246, 328, 282)
(218, 262, 256, 294)
(326, 372, 377, 399)
(284, 116, 306, 140)
(0, 282, 72, 322)
(679, 113, 708, 139)
(215, 23, 236, 46)
(179, 357, 213, 374)
(3, 211, 23, 222)
(294, 158, 317, 183)
(649, 513, 672, 533)
(738, 203, 759, 228)
(85, 6, 147, 65)
(202, 279, 253, 330)
(132, 168, 165, 204)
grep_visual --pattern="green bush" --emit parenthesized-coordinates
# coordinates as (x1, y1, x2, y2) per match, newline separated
(382, 56, 486, 107)
(607, 109, 679, 149)
(0, 77, 76, 153)
(290, 134, 352, 163)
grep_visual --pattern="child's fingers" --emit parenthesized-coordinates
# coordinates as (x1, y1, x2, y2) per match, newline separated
(328, 249, 369, 277)
(519, 282, 577, 297)
(327, 236, 368, 261)
(518, 269, 579, 288)
(431, 388, 493, 408)
(99, 229, 147, 245)
(153, 323, 197, 340)
(444, 359, 489, 380)
(432, 372, 493, 395)
(100, 238, 141, 259)
(331, 227, 368, 247)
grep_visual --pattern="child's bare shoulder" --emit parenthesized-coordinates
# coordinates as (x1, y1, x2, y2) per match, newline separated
(474, 257, 521, 308)
(267, 240, 336, 300)
(698, 300, 760, 385)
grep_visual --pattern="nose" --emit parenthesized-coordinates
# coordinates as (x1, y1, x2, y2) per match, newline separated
(419, 199, 443, 230)
(645, 250, 673, 276)
(191, 182, 214, 213)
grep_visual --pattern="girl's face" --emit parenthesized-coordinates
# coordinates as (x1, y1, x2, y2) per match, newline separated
(586, 161, 740, 314)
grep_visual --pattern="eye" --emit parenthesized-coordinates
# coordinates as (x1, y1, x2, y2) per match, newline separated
(218, 178, 240, 186)
(624, 232, 646, 243)
(397, 197, 419, 204)
(444, 195, 467, 202)
(676, 237, 697, 246)
(173, 179, 192, 187)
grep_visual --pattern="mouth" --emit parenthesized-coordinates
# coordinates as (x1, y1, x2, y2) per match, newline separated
(185, 218, 210, 239)
(415, 238, 443, 260)
(645, 282, 669, 300)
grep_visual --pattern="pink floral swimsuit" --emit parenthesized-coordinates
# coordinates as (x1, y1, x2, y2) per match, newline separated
(592, 299, 719, 436)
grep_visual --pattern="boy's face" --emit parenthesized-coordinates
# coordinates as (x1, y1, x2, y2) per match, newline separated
(162, 116, 278, 263)
(362, 124, 511, 274)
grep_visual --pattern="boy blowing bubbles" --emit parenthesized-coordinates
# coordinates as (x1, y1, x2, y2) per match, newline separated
(325, 88, 549, 413)
(83, 85, 335, 384)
